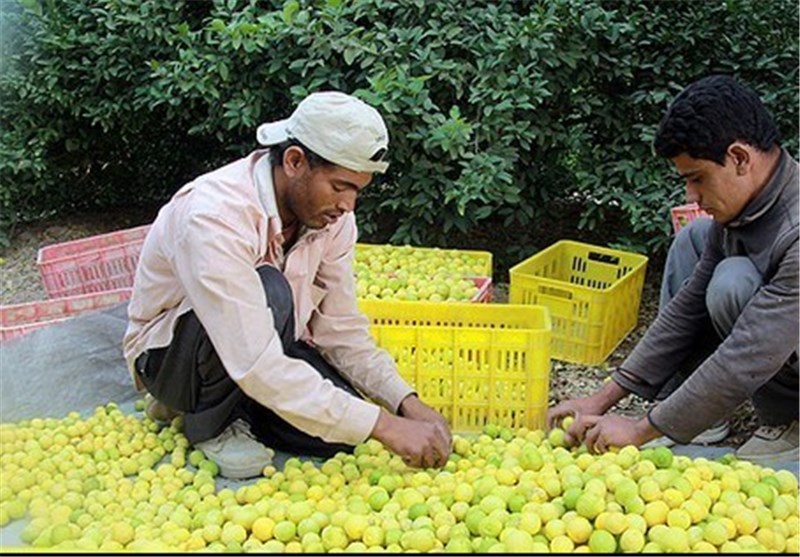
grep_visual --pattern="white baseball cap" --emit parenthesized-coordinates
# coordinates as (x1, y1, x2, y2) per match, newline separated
(256, 91, 389, 174)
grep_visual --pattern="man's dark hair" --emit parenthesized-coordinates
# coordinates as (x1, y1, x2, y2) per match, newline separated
(268, 139, 334, 169)
(654, 75, 780, 164)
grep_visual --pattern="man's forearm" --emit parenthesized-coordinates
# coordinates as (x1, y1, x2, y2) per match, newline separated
(593, 379, 631, 413)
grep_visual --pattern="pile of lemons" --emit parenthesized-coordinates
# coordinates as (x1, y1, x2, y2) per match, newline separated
(1, 402, 798, 553)
(354, 245, 487, 302)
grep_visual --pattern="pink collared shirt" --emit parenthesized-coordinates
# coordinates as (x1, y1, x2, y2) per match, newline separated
(123, 150, 413, 445)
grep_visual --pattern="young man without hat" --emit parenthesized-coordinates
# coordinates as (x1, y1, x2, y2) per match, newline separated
(124, 92, 451, 479)
(548, 75, 799, 463)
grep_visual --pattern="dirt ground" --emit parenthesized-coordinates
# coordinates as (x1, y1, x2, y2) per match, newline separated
(0, 208, 757, 447)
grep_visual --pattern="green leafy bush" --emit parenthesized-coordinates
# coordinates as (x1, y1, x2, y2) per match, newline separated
(1, 0, 797, 260)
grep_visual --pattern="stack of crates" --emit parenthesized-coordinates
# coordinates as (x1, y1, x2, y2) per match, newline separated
(36, 225, 151, 298)
(1, 289, 133, 342)
(0, 225, 150, 343)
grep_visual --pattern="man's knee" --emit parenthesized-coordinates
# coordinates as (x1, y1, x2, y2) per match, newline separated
(674, 217, 714, 257)
(706, 256, 762, 335)
(660, 218, 714, 310)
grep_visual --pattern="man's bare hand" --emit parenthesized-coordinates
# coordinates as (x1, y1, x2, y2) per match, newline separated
(546, 395, 606, 431)
(579, 414, 660, 454)
(370, 410, 450, 469)
(399, 395, 452, 451)
(546, 381, 631, 446)
(561, 412, 604, 447)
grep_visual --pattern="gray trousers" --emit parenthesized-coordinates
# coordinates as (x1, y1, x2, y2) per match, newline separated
(135, 265, 361, 457)
(658, 219, 798, 425)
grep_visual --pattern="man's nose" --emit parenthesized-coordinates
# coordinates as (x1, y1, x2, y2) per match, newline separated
(336, 192, 357, 213)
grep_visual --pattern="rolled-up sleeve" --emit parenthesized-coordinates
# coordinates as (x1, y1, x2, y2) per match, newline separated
(173, 210, 380, 445)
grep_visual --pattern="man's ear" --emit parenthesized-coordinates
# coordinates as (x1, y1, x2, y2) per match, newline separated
(728, 143, 752, 175)
(282, 146, 306, 178)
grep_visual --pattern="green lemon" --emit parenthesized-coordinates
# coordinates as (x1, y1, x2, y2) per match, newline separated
(651, 447, 674, 469)
(588, 529, 617, 553)
(575, 493, 604, 520)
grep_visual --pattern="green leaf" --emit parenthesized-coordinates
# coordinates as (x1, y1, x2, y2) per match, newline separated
(18, 0, 42, 16)
(283, 0, 300, 23)
(0, 0, 796, 255)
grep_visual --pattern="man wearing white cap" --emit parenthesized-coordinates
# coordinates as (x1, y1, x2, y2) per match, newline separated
(123, 92, 452, 478)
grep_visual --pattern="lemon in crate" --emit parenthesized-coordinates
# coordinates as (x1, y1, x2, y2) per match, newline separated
(354, 244, 492, 302)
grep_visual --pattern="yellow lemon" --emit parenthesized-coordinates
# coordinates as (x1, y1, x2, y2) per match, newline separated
(619, 528, 645, 553)
(564, 516, 592, 544)
(643, 500, 670, 527)
(666, 508, 692, 529)
(549, 534, 574, 552)
(732, 509, 759, 536)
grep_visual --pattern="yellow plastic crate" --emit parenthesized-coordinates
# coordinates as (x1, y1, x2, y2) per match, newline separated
(359, 300, 551, 432)
(509, 241, 648, 365)
(355, 243, 493, 277)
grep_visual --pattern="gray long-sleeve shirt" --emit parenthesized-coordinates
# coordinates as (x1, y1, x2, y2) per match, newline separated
(612, 150, 799, 443)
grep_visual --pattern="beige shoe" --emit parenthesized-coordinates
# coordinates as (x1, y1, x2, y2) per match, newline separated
(691, 420, 730, 445)
(145, 393, 181, 425)
(195, 419, 275, 480)
(641, 419, 730, 449)
(735, 421, 799, 464)
(641, 435, 676, 449)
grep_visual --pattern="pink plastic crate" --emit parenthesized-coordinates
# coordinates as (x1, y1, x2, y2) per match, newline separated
(37, 225, 151, 298)
(0, 288, 133, 342)
(473, 277, 493, 303)
(671, 203, 711, 234)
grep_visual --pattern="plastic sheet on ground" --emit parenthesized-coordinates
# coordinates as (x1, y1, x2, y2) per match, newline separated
(0, 302, 138, 422)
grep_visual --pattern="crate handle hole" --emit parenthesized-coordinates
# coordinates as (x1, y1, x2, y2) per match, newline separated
(587, 251, 620, 266)
(538, 285, 573, 300)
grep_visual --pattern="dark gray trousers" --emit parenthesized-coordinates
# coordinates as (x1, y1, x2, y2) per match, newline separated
(135, 265, 361, 457)
(657, 219, 798, 425)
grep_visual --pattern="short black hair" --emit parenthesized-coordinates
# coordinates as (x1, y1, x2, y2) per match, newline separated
(268, 139, 334, 169)
(654, 75, 780, 165)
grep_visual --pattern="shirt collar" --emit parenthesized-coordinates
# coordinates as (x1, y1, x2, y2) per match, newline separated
(254, 154, 279, 220)
(727, 149, 791, 228)
(253, 151, 331, 243)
